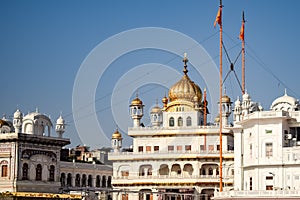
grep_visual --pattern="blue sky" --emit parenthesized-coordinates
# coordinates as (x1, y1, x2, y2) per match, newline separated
(1, 0, 300, 148)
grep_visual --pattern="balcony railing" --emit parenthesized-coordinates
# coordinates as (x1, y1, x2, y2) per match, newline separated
(214, 190, 300, 198)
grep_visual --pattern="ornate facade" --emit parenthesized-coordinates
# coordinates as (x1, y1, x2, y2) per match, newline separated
(109, 55, 234, 200)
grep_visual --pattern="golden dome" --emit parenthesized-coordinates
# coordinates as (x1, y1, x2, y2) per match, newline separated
(168, 74, 202, 102)
(112, 129, 122, 139)
(131, 94, 143, 106)
(0, 119, 9, 127)
(221, 95, 231, 103)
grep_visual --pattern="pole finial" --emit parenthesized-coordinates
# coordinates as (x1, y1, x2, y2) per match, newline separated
(183, 53, 189, 75)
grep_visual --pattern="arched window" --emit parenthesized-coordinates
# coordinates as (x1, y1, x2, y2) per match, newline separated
(60, 173, 66, 186)
(49, 165, 55, 181)
(169, 117, 174, 127)
(67, 173, 72, 187)
(36, 164, 42, 181)
(178, 117, 183, 127)
(22, 163, 28, 180)
(102, 175, 106, 188)
(88, 175, 93, 187)
(107, 176, 112, 188)
(75, 174, 80, 187)
(186, 116, 192, 126)
(96, 175, 101, 187)
(82, 174, 87, 187)
(1, 165, 8, 177)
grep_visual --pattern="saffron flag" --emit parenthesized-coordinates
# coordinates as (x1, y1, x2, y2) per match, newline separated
(214, 7, 222, 27)
(239, 21, 245, 41)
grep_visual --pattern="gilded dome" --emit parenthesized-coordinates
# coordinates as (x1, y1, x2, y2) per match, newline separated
(0, 119, 9, 127)
(131, 97, 143, 106)
(222, 95, 231, 103)
(112, 129, 122, 139)
(168, 74, 202, 102)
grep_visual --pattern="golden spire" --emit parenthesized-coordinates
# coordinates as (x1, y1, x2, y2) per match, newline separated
(183, 52, 188, 75)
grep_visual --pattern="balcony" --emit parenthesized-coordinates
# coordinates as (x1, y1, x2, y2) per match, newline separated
(112, 174, 233, 185)
(109, 150, 234, 161)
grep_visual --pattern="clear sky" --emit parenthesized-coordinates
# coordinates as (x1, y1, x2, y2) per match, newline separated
(1, 0, 300, 149)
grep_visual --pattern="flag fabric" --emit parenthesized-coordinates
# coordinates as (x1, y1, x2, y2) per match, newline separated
(214, 7, 222, 27)
(239, 21, 245, 41)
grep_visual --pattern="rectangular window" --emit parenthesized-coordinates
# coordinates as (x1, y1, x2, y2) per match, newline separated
(217, 145, 220, 151)
(1, 165, 8, 177)
(265, 130, 272, 134)
(200, 145, 205, 151)
(146, 146, 151, 152)
(138, 146, 143, 152)
(185, 145, 191, 151)
(154, 146, 159, 151)
(176, 146, 182, 151)
(208, 145, 214, 152)
(249, 144, 252, 158)
(168, 145, 174, 151)
(266, 176, 273, 180)
(266, 185, 273, 190)
(265, 143, 273, 157)
(249, 177, 252, 190)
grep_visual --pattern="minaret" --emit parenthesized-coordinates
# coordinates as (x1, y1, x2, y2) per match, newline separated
(150, 100, 162, 127)
(55, 114, 65, 138)
(13, 109, 22, 133)
(129, 93, 144, 128)
(111, 128, 122, 152)
(234, 96, 242, 123)
(242, 91, 251, 116)
(219, 89, 232, 126)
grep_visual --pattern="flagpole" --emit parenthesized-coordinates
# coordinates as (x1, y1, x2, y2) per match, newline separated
(241, 11, 245, 94)
(218, 0, 223, 192)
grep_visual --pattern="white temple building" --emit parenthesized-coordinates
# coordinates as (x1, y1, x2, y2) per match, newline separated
(214, 90, 300, 199)
(109, 55, 235, 200)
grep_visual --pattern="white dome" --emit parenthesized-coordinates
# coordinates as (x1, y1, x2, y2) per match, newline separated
(270, 90, 299, 111)
(235, 97, 241, 107)
(14, 109, 22, 119)
(56, 115, 65, 125)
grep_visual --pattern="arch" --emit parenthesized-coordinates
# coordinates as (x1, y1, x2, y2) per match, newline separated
(178, 117, 183, 127)
(36, 164, 42, 181)
(169, 117, 174, 127)
(22, 163, 29, 180)
(88, 174, 93, 187)
(102, 175, 106, 187)
(171, 164, 181, 175)
(107, 176, 112, 188)
(96, 175, 101, 187)
(67, 173, 72, 187)
(75, 174, 80, 187)
(139, 165, 153, 176)
(60, 173, 66, 186)
(82, 174, 87, 187)
(1, 164, 8, 177)
(186, 116, 192, 126)
(183, 164, 193, 176)
(159, 164, 169, 176)
(208, 167, 213, 175)
(49, 165, 55, 181)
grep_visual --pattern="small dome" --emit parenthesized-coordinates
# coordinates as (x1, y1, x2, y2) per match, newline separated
(14, 109, 22, 119)
(131, 97, 143, 106)
(270, 90, 299, 111)
(169, 74, 202, 102)
(0, 119, 9, 127)
(162, 96, 168, 104)
(214, 115, 220, 123)
(235, 97, 241, 107)
(56, 115, 65, 125)
(222, 95, 231, 103)
(151, 105, 161, 114)
(242, 92, 250, 101)
(112, 129, 122, 139)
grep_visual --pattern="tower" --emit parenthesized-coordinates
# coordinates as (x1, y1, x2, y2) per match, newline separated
(233, 96, 242, 123)
(150, 100, 162, 127)
(129, 94, 144, 128)
(55, 114, 65, 138)
(219, 91, 232, 126)
(13, 109, 22, 133)
(111, 128, 122, 152)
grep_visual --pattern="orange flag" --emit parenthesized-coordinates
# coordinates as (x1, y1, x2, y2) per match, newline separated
(214, 7, 222, 27)
(239, 21, 244, 41)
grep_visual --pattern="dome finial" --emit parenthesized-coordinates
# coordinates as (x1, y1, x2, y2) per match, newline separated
(183, 53, 189, 75)
(284, 88, 287, 96)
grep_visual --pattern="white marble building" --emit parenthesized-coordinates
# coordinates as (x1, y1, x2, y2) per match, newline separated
(214, 90, 300, 199)
(109, 55, 235, 200)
